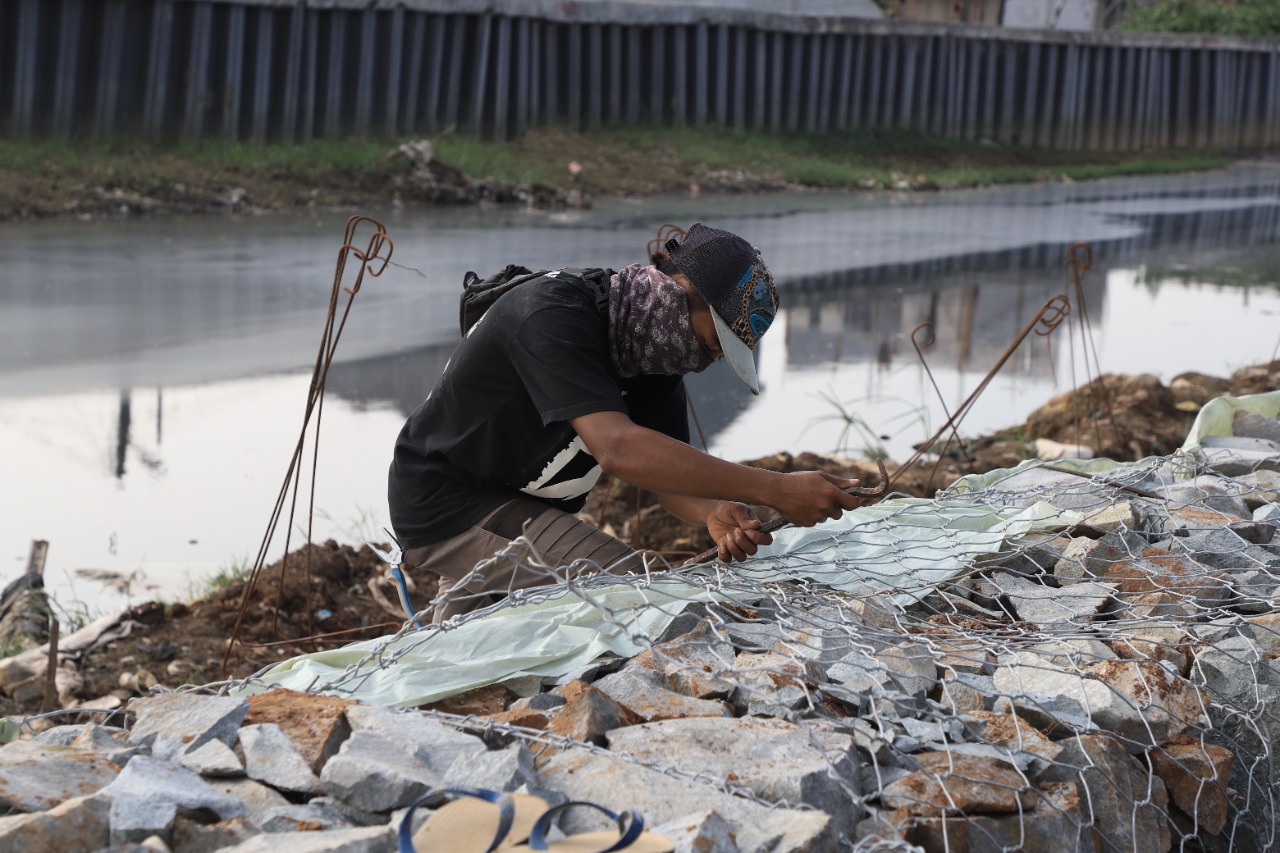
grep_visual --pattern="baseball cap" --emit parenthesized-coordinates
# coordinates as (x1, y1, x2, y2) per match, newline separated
(667, 223, 780, 395)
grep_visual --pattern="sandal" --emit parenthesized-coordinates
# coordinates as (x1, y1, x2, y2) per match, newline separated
(398, 786, 550, 853)
(509, 801, 675, 853)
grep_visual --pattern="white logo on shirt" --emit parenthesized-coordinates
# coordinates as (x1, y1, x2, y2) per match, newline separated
(521, 435, 602, 501)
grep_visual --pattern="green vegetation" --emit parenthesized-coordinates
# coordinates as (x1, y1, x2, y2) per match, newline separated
(1116, 0, 1280, 37)
(0, 127, 1234, 221)
(434, 126, 1231, 194)
(189, 555, 255, 600)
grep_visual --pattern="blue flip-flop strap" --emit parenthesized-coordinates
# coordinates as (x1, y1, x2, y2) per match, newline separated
(527, 801, 646, 852)
(397, 786, 515, 853)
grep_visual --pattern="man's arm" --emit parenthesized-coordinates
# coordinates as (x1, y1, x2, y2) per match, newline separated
(569, 410, 863, 528)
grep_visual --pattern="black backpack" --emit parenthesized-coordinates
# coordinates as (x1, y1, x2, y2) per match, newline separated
(459, 265, 612, 336)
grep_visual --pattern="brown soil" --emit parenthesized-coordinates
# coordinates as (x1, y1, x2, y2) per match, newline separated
(75, 541, 409, 701)
(18, 361, 1280, 713)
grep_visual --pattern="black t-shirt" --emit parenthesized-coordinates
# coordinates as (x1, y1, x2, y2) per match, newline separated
(388, 272, 690, 550)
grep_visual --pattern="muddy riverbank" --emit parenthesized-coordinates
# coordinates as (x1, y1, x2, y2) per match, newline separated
(0, 128, 1231, 222)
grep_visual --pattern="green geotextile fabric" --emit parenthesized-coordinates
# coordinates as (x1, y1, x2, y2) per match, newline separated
(1179, 389, 1280, 455)
(240, 500, 1078, 706)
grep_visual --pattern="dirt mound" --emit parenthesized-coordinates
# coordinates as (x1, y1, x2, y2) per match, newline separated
(1021, 373, 1188, 460)
(76, 541, 405, 703)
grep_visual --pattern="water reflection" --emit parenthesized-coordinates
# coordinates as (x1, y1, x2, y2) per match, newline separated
(5, 163, 1280, 607)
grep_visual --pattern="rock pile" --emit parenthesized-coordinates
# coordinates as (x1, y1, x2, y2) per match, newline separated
(4, 407, 1280, 853)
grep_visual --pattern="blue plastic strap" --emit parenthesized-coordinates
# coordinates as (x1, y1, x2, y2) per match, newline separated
(390, 564, 423, 628)
(397, 786, 515, 853)
(527, 801, 646, 852)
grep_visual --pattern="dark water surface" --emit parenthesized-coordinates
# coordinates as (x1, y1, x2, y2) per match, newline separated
(4, 162, 1280, 610)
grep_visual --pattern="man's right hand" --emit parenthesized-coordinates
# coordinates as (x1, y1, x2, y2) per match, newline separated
(770, 471, 865, 527)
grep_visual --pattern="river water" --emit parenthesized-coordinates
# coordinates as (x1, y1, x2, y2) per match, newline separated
(4, 162, 1280, 611)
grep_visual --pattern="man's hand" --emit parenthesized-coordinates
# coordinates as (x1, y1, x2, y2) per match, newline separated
(706, 502, 773, 563)
(771, 471, 864, 527)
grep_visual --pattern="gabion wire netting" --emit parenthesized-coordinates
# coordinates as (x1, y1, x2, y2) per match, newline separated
(231, 447, 1280, 853)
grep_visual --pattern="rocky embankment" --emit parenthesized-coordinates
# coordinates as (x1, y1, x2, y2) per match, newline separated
(2, 366, 1280, 852)
(2, 404, 1280, 851)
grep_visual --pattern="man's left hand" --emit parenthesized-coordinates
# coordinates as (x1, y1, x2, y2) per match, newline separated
(706, 502, 773, 563)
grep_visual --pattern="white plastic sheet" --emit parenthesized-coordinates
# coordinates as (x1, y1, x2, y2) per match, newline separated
(240, 499, 1078, 705)
(1179, 390, 1280, 455)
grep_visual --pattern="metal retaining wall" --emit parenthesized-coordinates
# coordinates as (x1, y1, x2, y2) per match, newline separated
(2, 0, 1277, 149)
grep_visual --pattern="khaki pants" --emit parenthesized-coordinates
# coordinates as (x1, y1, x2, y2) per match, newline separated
(401, 498, 641, 623)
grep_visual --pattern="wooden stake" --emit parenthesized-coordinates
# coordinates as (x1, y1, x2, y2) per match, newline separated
(42, 618, 59, 713)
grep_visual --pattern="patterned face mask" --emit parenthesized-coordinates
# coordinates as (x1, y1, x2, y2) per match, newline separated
(607, 264, 714, 378)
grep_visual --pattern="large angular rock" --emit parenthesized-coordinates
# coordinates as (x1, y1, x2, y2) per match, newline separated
(1176, 526, 1280, 572)
(879, 752, 1030, 815)
(1039, 733, 1172, 853)
(1247, 611, 1280, 655)
(259, 803, 349, 833)
(726, 651, 820, 717)
(1189, 633, 1280, 709)
(538, 750, 834, 853)
(939, 675, 990, 714)
(651, 810, 738, 853)
(442, 743, 536, 793)
(1109, 623, 1192, 675)
(171, 816, 258, 853)
(591, 669, 732, 722)
(960, 710, 1061, 762)
(779, 603, 871, 664)
(1233, 410, 1280, 442)
(0, 793, 110, 853)
(1167, 474, 1256, 514)
(1150, 736, 1233, 836)
(101, 756, 245, 845)
(178, 738, 244, 777)
(205, 778, 289, 829)
(1237, 469, 1280, 508)
(1199, 441, 1280, 477)
(238, 724, 321, 794)
(0, 740, 119, 812)
(127, 695, 248, 762)
(343, 705, 485, 774)
(606, 717, 860, 832)
(859, 780, 1088, 853)
(1054, 530, 1148, 584)
(993, 573, 1115, 627)
(872, 641, 939, 701)
(243, 690, 352, 775)
(70, 725, 147, 767)
(993, 652, 1202, 746)
(218, 826, 392, 852)
(973, 531, 1074, 577)
(629, 621, 736, 699)
(1103, 547, 1231, 608)
(1073, 500, 1144, 534)
(318, 730, 439, 813)
(546, 680, 641, 745)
